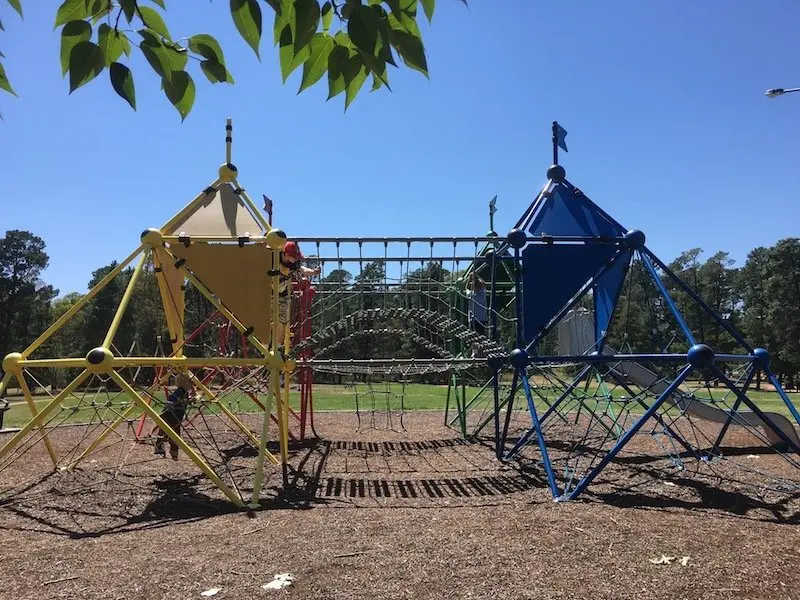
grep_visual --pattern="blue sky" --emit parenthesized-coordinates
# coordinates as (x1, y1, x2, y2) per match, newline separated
(1, 1, 798, 295)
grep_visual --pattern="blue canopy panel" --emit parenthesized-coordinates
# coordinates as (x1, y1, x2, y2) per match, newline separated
(525, 183, 627, 239)
(522, 243, 621, 343)
(593, 249, 632, 346)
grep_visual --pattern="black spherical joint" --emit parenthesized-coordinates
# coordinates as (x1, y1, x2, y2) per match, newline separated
(87, 348, 106, 365)
(753, 348, 771, 370)
(687, 343, 715, 370)
(624, 229, 646, 250)
(507, 228, 527, 250)
(509, 348, 529, 369)
(547, 164, 566, 182)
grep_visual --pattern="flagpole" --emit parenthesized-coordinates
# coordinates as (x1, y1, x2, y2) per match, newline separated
(552, 121, 559, 166)
(488, 196, 497, 235)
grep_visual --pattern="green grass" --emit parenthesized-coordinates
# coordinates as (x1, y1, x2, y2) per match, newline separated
(2, 382, 798, 430)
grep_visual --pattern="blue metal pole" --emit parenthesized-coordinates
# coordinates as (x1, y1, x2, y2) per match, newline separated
(639, 251, 696, 346)
(566, 364, 694, 500)
(644, 248, 754, 352)
(493, 366, 501, 458)
(708, 364, 756, 456)
(500, 368, 520, 453)
(513, 246, 523, 348)
(763, 368, 800, 428)
(710, 365, 800, 454)
(520, 368, 560, 499)
(490, 246, 502, 454)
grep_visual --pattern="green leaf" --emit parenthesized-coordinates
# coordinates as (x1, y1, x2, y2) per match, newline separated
(391, 29, 427, 76)
(343, 53, 367, 109)
(0, 61, 16, 97)
(293, 0, 320, 55)
(7, 0, 22, 18)
(188, 33, 225, 63)
(0, 18, 4, 31)
(298, 32, 334, 93)
(348, 4, 379, 54)
(149, 0, 166, 8)
(273, 0, 292, 44)
(120, 0, 136, 23)
(60, 20, 92, 76)
(109, 61, 135, 109)
(68, 40, 105, 92)
(85, 0, 111, 17)
(420, 0, 434, 21)
(230, 0, 262, 58)
(321, 1, 332, 32)
(98, 23, 130, 66)
(200, 60, 234, 84)
(388, 8, 420, 38)
(162, 70, 195, 121)
(278, 24, 310, 81)
(139, 31, 174, 81)
(54, 0, 90, 28)
(139, 29, 186, 76)
(137, 6, 170, 39)
(326, 43, 348, 99)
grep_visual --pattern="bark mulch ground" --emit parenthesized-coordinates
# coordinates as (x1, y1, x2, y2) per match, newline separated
(1, 411, 798, 600)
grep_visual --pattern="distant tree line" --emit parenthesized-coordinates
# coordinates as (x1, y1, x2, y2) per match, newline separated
(1, 229, 799, 391)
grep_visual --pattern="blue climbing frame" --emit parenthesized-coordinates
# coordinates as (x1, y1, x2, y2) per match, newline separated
(487, 125, 800, 501)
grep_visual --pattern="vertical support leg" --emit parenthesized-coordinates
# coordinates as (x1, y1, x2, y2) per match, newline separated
(520, 369, 560, 499)
(500, 368, 520, 452)
(567, 365, 693, 500)
(707, 365, 756, 455)
(16, 371, 59, 467)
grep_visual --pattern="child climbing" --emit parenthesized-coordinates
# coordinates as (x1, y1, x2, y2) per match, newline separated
(466, 274, 488, 337)
(278, 241, 320, 350)
(153, 372, 195, 460)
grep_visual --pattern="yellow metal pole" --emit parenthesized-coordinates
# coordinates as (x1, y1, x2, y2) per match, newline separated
(235, 184, 272, 233)
(0, 369, 91, 463)
(17, 356, 282, 369)
(151, 249, 185, 355)
(274, 249, 290, 468)
(162, 235, 269, 243)
(188, 373, 272, 458)
(160, 177, 225, 234)
(16, 371, 58, 466)
(0, 371, 11, 398)
(109, 370, 245, 508)
(103, 251, 148, 349)
(250, 251, 284, 505)
(21, 247, 144, 358)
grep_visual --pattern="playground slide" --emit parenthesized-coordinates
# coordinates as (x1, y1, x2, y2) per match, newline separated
(603, 346, 800, 448)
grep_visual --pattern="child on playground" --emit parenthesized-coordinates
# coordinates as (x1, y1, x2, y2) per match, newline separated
(466, 274, 488, 337)
(153, 372, 195, 460)
(278, 241, 320, 350)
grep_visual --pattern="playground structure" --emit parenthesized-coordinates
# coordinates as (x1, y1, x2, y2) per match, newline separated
(1, 120, 799, 508)
(0, 120, 296, 508)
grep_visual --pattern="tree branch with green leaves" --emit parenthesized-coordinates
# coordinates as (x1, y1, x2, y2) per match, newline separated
(0, 0, 466, 120)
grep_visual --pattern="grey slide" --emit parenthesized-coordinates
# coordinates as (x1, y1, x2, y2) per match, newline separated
(603, 346, 800, 448)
